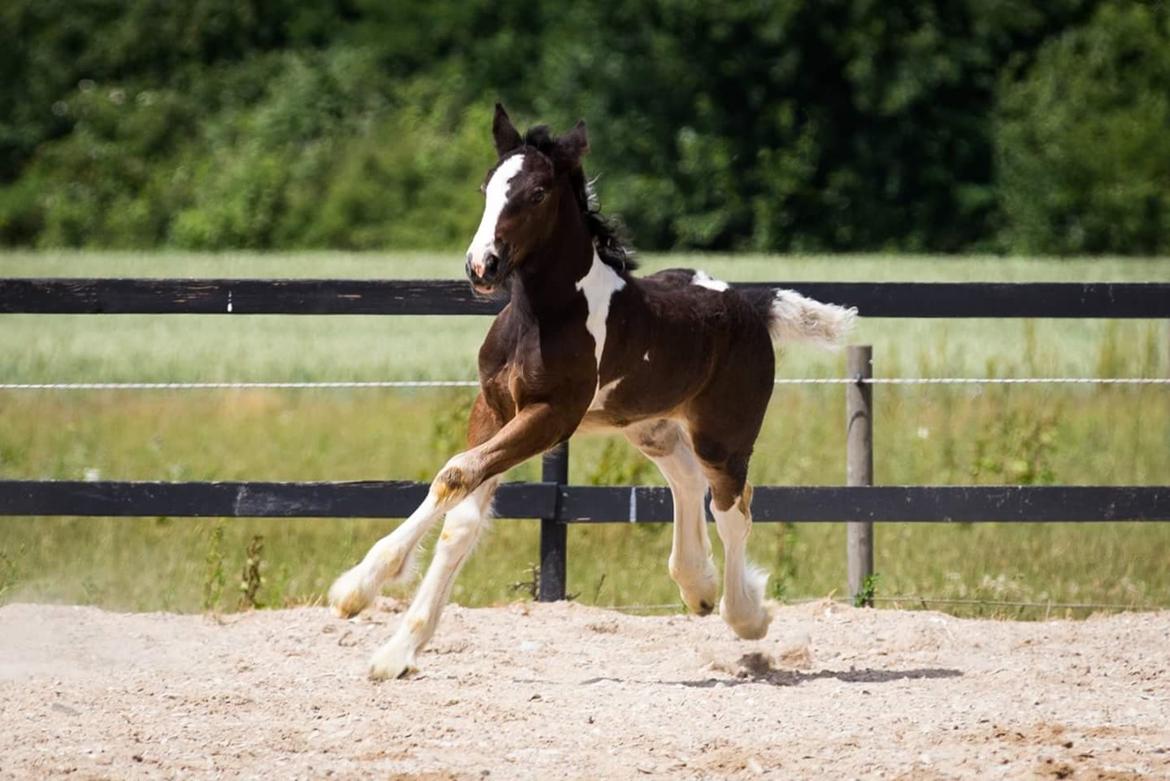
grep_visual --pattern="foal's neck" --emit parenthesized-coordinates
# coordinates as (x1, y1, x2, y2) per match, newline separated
(511, 192, 597, 323)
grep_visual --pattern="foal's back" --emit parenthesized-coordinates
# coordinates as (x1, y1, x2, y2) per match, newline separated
(577, 266, 776, 434)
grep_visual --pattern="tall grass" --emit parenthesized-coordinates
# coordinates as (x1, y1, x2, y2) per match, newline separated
(1, 252, 1168, 617)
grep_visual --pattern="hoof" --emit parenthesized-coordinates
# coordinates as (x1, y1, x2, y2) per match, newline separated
(721, 597, 772, 640)
(671, 559, 719, 617)
(328, 566, 376, 618)
(728, 613, 771, 641)
(680, 590, 716, 616)
(368, 639, 417, 681)
(721, 563, 771, 639)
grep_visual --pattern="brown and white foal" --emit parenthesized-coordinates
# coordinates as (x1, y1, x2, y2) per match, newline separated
(330, 105, 856, 680)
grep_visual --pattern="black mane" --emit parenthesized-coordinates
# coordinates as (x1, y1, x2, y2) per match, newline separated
(521, 125, 638, 273)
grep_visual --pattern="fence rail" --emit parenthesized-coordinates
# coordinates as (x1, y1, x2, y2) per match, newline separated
(4, 278, 1170, 318)
(1, 481, 1166, 522)
(2, 278, 1168, 604)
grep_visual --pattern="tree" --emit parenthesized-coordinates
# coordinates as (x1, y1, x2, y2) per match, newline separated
(995, 1, 1170, 254)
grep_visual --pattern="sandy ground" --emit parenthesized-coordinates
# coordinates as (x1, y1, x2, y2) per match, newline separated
(0, 600, 1167, 780)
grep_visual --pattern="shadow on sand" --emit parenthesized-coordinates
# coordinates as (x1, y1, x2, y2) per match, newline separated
(579, 653, 962, 689)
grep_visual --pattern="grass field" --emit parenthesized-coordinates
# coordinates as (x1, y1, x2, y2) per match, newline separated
(2, 251, 1169, 618)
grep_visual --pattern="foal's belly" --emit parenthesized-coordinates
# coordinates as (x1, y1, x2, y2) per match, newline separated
(576, 408, 676, 435)
(576, 367, 697, 433)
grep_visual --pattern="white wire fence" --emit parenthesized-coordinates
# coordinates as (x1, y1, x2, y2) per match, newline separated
(1, 377, 1168, 391)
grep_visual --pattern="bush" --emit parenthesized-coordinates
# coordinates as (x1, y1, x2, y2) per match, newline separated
(304, 80, 493, 250)
(995, 2, 1170, 254)
(6, 0, 1158, 254)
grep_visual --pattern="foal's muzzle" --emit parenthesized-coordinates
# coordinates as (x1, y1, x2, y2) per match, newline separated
(465, 242, 511, 296)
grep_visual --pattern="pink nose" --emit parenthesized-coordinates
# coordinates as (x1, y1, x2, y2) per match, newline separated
(466, 250, 501, 283)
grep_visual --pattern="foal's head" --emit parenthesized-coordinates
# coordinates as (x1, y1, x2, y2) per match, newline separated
(465, 104, 591, 296)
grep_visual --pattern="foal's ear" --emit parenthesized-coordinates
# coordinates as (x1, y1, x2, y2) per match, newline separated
(558, 120, 590, 167)
(492, 103, 523, 157)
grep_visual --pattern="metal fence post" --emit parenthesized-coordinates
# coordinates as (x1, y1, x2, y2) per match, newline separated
(538, 442, 569, 601)
(846, 345, 875, 606)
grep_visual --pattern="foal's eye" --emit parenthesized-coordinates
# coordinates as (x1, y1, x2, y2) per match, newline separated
(530, 187, 546, 204)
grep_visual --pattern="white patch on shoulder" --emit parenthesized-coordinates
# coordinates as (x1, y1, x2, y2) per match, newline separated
(575, 251, 627, 393)
(467, 154, 526, 275)
(692, 270, 729, 292)
(642, 351, 650, 362)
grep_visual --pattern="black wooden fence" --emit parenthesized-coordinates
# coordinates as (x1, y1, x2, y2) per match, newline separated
(2, 278, 1169, 602)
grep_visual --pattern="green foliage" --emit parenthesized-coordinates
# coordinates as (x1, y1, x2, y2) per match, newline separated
(427, 390, 478, 480)
(995, 1, 1170, 254)
(854, 572, 880, 608)
(303, 86, 493, 250)
(970, 404, 1059, 485)
(770, 523, 800, 602)
(4, 0, 1158, 253)
(585, 438, 657, 487)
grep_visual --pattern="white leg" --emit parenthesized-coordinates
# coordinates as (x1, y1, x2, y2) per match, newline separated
(711, 484, 770, 640)
(625, 422, 718, 615)
(368, 479, 498, 680)
(329, 450, 481, 618)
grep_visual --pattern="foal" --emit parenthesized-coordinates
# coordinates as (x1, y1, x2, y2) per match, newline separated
(330, 105, 856, 680)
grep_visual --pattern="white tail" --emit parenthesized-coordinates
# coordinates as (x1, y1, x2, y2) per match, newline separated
(768, 289, 857, 349)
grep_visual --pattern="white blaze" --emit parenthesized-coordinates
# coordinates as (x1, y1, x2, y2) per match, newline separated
(467, 154, 526, 276)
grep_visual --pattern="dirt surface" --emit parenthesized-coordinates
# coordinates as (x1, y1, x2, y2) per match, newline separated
(1, 600, 1168, 780)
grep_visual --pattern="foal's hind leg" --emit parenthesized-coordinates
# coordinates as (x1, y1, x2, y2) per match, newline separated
(624, 420, 718, 615)
(691, 434, 772, 641)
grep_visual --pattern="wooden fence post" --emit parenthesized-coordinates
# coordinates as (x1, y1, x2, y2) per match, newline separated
(538, 442, 569, 601)
(846, 345, 875, 606)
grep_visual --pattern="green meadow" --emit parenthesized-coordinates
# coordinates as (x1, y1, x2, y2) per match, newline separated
(1, 252, 1168, 618)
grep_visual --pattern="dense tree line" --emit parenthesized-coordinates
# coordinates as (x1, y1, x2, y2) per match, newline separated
(1, 0, 1166, 254)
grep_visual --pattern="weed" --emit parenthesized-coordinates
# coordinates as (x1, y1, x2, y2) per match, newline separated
(239, 534, 264, 609)
(0, 548, 21, 601)
(592, 573, 608, 603)
(202, 521, 226, 611)
(854, 572, 880, 608)
(770, 523, 799, 602)
(509, 563, 539, 600)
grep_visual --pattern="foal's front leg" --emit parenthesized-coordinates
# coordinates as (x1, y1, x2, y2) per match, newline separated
(328, 395, 503, 618)
(367, 477, 498, 680)
(332, 402, 572, 679)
